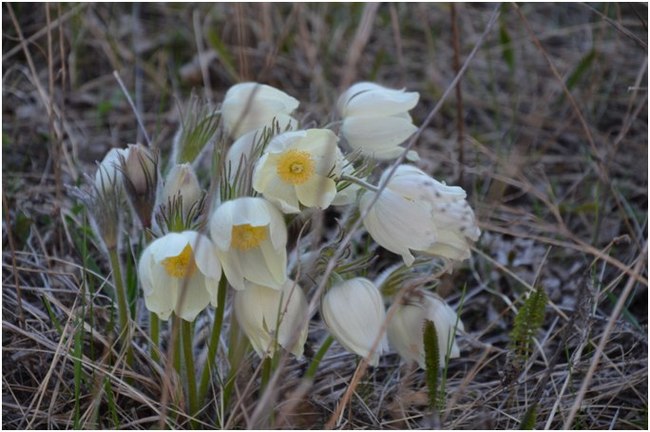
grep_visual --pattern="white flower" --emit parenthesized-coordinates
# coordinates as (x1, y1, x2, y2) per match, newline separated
(209, 197, 287, 291)
(161, 163, 202, 216)
(138, 231, 222, 321)
(95, 147, 130, 192)
(252, 129, 341, 214)
(222, 82, 299, 139)
(338, 82, 419, 160)
(387, 291, 464, 368)
(234, 279, 308, 359)
(360, 164, 480, 265)
(223, 128, 263, 185)
(321, 277, 388, 366)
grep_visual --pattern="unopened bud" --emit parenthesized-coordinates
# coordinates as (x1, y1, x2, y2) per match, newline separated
(122, 143, 158, 229)
(162, 163, 202, 217)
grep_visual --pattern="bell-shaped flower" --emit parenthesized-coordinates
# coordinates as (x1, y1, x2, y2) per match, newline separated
(387, 291, 464, 368)
(321, 277, 388, 366)
(138, 231, 222, 321)
(209, 197, 287, 291)
(222, 82, 299, 139)
(234, 279, 308, 359)
(121, 143, 158, 229)
(252, 129, 342, 214)
(161, 163, 202, 217)
(338, 82, 419, 160)
(95, 147, 130, 193)
(360, 164, 480, 266)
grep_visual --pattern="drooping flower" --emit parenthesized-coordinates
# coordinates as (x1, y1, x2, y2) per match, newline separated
(222, 82, 299, 139)
(321, 277, 388, 366)
(360, 164, 480, 266)
(209, 197, 287, 291)
(387, 291, 464, 368)
(138, 231, 222, 321)
(338, 82, 419, 160)
(234, 279, 308, 359)
(252, 129, 341, 213)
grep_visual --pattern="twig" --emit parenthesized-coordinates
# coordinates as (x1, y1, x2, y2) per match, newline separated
(112, 70, 153, 149)
(339, 2, 380, 91)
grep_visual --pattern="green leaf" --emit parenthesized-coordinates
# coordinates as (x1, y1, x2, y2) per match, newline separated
(499, 19, 515, 71)
(423, 319, 440, 410)
(566, 49, 597, 91)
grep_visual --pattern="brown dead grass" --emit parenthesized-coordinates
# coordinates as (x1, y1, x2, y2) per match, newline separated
(3, 3, 647, 430)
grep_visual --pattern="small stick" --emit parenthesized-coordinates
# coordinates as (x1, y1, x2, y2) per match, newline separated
(113, 70, 153, 149)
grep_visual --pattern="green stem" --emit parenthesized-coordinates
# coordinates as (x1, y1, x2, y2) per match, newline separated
(223, 314, 248, 410)
(182, 320, 198, 428)
(198, 275, 228, 403)
(172, 316, 182, 375)
(107, 247, 133, 366)
(305, 335, 334, 379)
(260, 357, 272, 391)
(150, 312, 160, 362)
(340, 174, 380, 192)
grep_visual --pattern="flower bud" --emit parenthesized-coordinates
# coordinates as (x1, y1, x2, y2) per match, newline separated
(95, 147, 129, 194)
(387, 291, 463, 368)
(161, 163, 202, 217)
(234, 279, 308, 359)
(121, 143, 158, 228)
(321, 277, 388, 366)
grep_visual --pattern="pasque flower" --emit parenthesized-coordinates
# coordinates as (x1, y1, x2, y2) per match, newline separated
(252, 129, 341, 213)
(321, 277, 389, 366)
(338, 82, 419, 160)
(209, 197, 287, 291)
(361, 164, 480, 266)
(387, 291, 463, 368)
(222, 82, 299, 139)
(234, 279, 308, 358)
(138, 231, 221, 321)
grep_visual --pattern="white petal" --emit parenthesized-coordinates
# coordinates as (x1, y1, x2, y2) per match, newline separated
(148, 232, 194, 262)
(344, 88, 419, 118)
(265, 130, 308, 154)
(337, 82, 387, 114)
(295, 175, 337, 209)
(255, 170, 302, 214)
(342, 116, 417, 158)
(145, 264, 179, 321)
(321, 278, 388, 366)
(175, 273, 211, 321)
(259, 239, 287, 287)
(216, 248, 246, 291)
(360, 190, 436, 266)
(210, 197, 273, 250)
(191, 233, 222, 280)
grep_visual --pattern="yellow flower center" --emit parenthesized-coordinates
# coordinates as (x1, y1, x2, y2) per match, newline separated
(162, 244, 197, 278)
(276, 150, 315, 185)
(231, 224, 268, 251)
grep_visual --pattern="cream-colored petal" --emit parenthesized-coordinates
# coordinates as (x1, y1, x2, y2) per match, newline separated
(295, 175, 337, 209)
(259, 239, 288, 287)
(265, 130, 308, 154)
(337, 82, 387, 114)
(215, 248, 246, 291)
(191, 233, 221, 280)
(210, 198, 273, 250)
(257, 174, 302, 214)
(148, 232, 194, 262)
(344, 88, 419, 118)
(145, 264, 179, 321)
(238, 245, 285, 289)
(174, 273, 211, 321)
(360, 190, 436, 266)
(342, 116, 418, 158)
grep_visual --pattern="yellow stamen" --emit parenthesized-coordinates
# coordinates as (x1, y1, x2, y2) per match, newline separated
(276, 149, 315, 185)
(162, 244, 197, 278)
(231, 224, 268, 251)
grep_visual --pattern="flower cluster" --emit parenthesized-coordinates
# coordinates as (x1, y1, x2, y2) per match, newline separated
(92, 81, 480, 369)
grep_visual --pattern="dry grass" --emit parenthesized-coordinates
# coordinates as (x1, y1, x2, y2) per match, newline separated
(3, 3, 647, 430)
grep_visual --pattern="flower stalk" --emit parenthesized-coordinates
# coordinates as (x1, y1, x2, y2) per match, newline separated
(107, 246, 133, 367)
